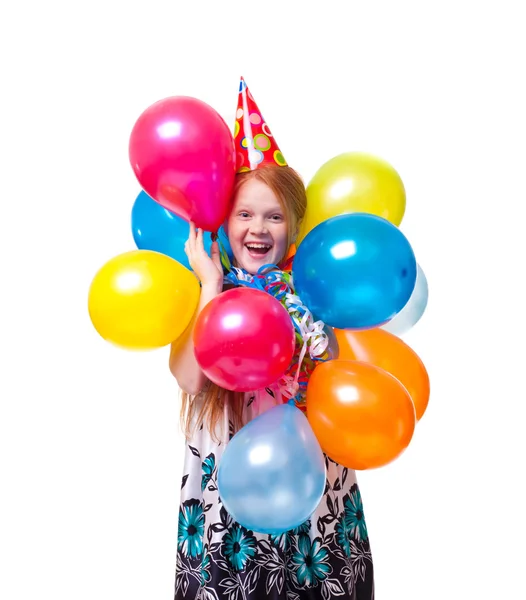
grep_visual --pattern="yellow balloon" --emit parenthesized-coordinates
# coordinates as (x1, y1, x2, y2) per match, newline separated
(297, 152, 406, 246)
(88, 250, 200, 350)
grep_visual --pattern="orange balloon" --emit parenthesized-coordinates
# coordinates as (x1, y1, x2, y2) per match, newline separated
(333, 328, 430, 421)
(307, 360, 416, 470)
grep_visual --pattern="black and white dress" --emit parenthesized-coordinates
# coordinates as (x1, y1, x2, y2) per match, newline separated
(174, 383, 375, 600)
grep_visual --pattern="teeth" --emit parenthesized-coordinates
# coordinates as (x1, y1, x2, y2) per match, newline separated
(246, 244, 270, 249)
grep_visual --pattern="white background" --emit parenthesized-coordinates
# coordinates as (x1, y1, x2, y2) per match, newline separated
(1, 1, 525, 598)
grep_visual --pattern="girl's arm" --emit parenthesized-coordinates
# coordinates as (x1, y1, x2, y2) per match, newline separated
(169, 281, 222, 395)
(168, 222, 224, 395)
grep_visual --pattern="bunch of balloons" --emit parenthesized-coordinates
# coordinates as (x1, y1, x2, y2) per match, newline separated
(216, 152, 431, 533)
(291, 152, 430, 471)
(87, 89, 431, 536)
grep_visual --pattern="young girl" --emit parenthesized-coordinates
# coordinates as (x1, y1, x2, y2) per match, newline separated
(169, 81, 374, 600)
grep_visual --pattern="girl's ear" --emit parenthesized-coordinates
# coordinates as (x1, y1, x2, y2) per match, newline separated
(291, 222, 301, 244)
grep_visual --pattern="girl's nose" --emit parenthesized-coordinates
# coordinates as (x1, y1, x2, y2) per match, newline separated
(249, 218, 268, 235)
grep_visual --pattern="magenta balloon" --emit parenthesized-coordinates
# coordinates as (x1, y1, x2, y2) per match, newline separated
(193, 288, 296, 392)
(129, 96, 236, 232)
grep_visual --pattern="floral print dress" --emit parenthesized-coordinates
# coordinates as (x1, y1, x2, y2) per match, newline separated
(175, 384, 374, 600)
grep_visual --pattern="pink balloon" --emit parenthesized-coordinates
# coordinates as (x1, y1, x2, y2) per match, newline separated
(193, 288, 296, 392)
(129, 96, 236, 232)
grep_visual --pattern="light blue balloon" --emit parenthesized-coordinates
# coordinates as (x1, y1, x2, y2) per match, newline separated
(293, 213, 417, 329)
(324, 325, 340, 359)
(217, 402, 326, 534)
(382, 263, 428, 336)
(131, 191, 232, 271)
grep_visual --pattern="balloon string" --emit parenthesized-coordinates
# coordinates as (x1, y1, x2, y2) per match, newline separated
(292, 339, 308, 398)
(284, 293, 328, 358)
(279, 296, 328, 401)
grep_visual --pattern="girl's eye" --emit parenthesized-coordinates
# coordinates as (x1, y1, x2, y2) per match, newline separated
(239, 212, 250, 218)
(271, 215, 284, 221)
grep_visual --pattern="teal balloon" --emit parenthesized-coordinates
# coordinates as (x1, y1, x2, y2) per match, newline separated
(293, 213, 417, 329)
(217, 402, 326, 534)
(131, 191, 232, 271)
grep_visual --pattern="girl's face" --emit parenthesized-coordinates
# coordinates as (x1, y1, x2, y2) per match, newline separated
(226, 178, 289, 275)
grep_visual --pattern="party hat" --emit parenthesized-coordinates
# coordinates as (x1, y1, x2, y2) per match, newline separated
(234, 77, 287, 173)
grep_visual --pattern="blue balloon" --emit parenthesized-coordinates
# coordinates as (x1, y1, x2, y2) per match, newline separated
(217, 402, 326, 534)
(131, 191, 233, 271)
(293, 213, 417, 329)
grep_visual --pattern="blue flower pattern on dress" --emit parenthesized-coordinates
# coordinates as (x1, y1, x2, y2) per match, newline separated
(178, 499, 205, 559)
(335, 515, 352, 558)
(174, 387, 374, 600)
(223, 523, 257, 572)
(290, 536, 331, 587)
(344, 489, 368, 543)
(201, 453, 215, 492)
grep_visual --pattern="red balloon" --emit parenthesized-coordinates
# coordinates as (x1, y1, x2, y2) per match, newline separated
(129, 96, 236, 232)
(193, 288, 296, 392)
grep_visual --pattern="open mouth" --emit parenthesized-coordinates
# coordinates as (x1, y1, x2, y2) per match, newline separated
(244, 243, 272, 257)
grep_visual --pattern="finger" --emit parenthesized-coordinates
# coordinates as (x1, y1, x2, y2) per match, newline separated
(188, 221, 197, 253)
(185, 236, 197, 270)
(210, 240, 220, 258)
(211, 241, 222, 270)
(184, 241, 195, 270)
(196, 226, 204, 249)
(196, 227, 209, 257)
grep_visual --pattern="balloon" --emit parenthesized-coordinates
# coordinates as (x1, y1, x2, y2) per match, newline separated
(297, 152, 406, 245)
(129, 96, 236, 232)
(292, 213, 417, 329)
(333, 328, 430, 420)
(324, 325, 340, 360)
(217, 402, 326, 534)
(381, 263, 428, 336)
(88, 250, 200, 350)
(131, 191, 233, 271)
(193, 287, 296, 391)
(307, 360, 416, 470)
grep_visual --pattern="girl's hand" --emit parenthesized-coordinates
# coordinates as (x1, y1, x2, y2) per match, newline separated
(184, 222, 223, 291)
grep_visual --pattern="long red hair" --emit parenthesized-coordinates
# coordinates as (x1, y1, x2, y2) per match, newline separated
(179, 165, 307, 441)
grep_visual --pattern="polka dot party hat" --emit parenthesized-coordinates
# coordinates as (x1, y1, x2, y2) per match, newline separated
(234, 76, 287, 173)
